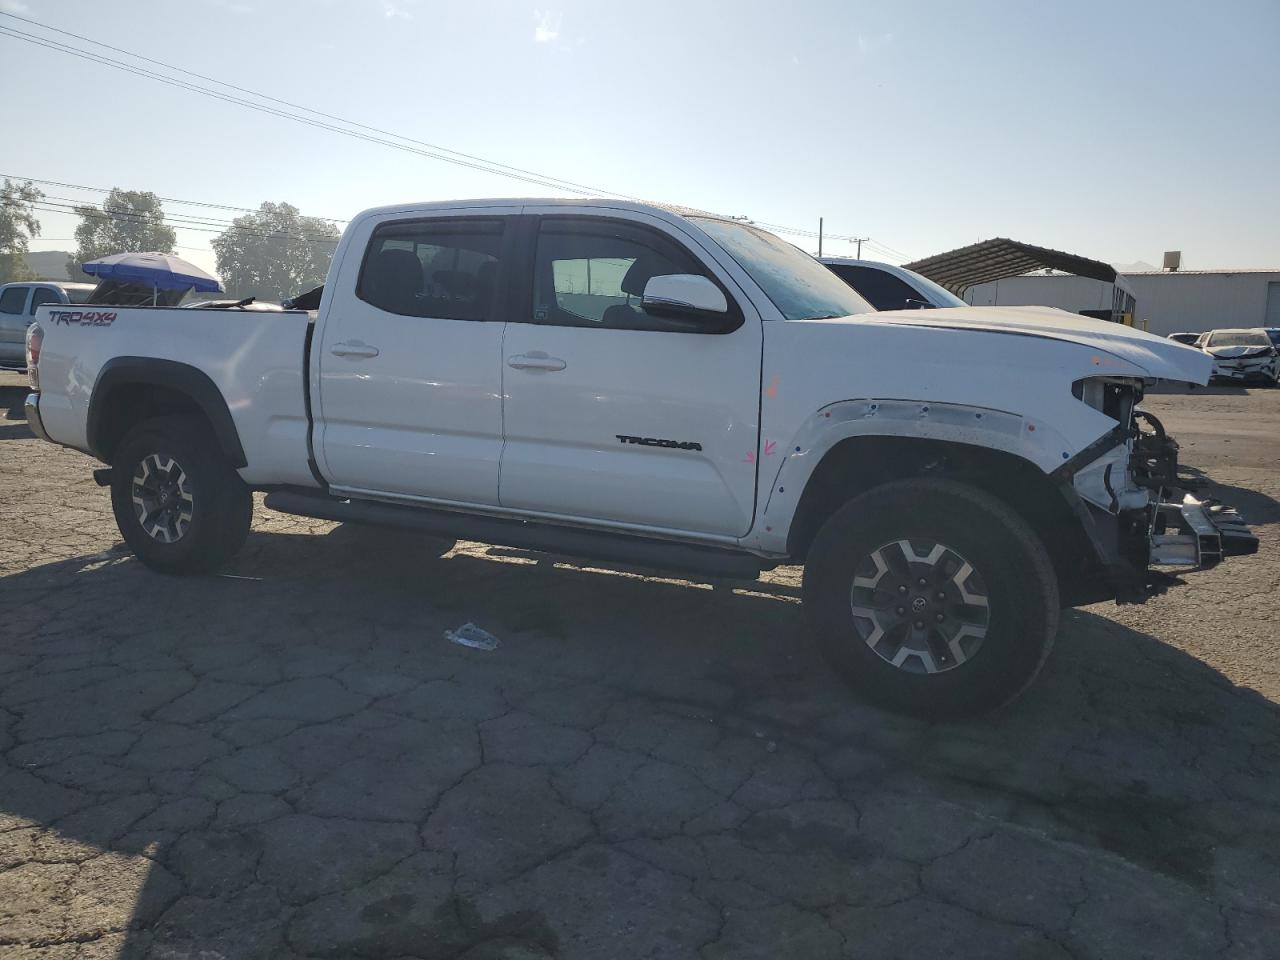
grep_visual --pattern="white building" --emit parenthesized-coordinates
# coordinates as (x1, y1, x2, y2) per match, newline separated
(965, 269, 1280, 337)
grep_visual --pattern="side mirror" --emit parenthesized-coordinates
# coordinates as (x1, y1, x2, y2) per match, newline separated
(642, 274, 728, 320)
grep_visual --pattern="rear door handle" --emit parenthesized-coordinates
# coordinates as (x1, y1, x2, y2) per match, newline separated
(507, 352, 566, 372)
(330, 340, 380, 359)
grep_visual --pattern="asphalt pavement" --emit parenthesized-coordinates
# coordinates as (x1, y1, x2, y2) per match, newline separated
(1, 371, 1277, 959)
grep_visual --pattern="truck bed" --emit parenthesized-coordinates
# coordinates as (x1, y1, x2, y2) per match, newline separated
(33, 304, 317, 487)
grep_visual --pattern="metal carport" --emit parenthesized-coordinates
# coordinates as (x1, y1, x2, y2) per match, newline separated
(904, 238, 1118, 295)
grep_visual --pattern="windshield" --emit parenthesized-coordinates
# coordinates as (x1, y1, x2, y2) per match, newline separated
(1207, 331, 1270, 348)
(902, 269, 966, 308)
(692, 218, 873, 321)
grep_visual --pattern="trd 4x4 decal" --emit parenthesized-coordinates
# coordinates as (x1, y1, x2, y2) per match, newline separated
(51, 311, 116, 327)
(616, 434, 703, 451)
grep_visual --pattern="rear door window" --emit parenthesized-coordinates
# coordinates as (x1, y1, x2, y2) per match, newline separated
(357, 219, 504, 321)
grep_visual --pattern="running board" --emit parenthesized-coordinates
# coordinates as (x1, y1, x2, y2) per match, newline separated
(263, 490, 764, 580)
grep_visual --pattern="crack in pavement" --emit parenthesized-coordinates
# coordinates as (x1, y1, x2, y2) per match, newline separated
(2, 384, 1279, 957)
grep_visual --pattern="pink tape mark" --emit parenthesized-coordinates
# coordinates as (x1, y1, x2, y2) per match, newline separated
(744, 451, 756, 464)
(765, 376, 780, 400)
(763, 440, 777, 456)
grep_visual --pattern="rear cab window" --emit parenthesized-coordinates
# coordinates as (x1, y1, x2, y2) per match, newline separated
(28, 288, 63, 314)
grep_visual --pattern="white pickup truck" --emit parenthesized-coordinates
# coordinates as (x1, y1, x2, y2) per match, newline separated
(23, 198, 1258, 717)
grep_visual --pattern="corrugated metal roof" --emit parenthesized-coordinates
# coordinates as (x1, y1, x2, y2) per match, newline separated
(904, 238, 1118, 294)
(1119, 268, 1280, 276)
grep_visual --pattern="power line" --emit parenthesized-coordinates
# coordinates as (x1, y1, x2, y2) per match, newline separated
(31, 195, 341, 240)
(0, 13, 906, 254)
(863, 239, 916, 263)
(1, 173, 348, 223)
(753, 220, 870, 246)
(29, 201, 340, 245)
(0, 9, 639, 201)
(0, 21, 633, 199)
(30, 201, 339, 243)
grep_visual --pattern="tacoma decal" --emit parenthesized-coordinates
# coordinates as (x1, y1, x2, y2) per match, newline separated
(51, 310, 117, 327)
(616, 434, 703, 451)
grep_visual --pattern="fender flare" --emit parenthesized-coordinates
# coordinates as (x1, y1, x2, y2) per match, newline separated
(753, 398, 1074, 551)
(87, 356, 247, 467)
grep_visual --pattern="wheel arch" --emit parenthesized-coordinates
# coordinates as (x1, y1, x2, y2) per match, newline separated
(87, 357, 247, 468)
(784, 433, 1109, 606)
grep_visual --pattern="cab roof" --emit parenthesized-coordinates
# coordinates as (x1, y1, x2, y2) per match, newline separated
(350, 197, 738, 227)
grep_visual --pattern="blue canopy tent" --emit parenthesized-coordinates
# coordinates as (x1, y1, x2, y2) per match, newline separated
(82, 252, 223, 306)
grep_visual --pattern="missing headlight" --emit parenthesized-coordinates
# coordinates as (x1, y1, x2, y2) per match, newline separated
(1072, 377, 1143, 424)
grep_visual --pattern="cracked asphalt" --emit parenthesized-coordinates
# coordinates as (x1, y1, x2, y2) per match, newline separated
(1, 372, 1278, 959)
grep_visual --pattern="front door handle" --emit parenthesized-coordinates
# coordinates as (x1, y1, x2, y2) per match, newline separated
(507, 352, 566, 372)
(331, 339, 380, 360)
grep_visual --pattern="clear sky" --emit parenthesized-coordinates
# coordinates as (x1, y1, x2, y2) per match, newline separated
(3, 0, 1278, 276)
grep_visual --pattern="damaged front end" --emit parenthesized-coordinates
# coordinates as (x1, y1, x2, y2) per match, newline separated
(1056, 378, 1259, 603)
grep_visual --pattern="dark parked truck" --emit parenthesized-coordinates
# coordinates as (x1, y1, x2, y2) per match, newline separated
(23, 199, 1259, 717)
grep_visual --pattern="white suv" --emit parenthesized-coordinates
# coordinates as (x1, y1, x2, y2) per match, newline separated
(0, 280, 96, 368)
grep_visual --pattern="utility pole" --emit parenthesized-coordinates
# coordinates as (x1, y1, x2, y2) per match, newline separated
(818, 218, 823, 258)
(855, 237, 866, 258)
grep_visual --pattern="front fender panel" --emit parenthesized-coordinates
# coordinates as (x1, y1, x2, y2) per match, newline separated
(745, 398, 1074, 553)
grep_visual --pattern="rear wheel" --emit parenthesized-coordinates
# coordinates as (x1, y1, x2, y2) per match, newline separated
(110, 416, 252, 575)
(802, 478, 1059, 719)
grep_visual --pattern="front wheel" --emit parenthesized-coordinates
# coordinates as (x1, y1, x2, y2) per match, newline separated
(110, 416, 253, 575)
(802, 478, 1059, 719)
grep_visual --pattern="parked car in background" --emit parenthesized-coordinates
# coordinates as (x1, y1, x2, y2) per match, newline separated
(1265, 328, 1280, 351)
(0, 281, 96, 368)
(1196, 328, 1280, 385)
(819, 258, 966, 311)
(1167, 332, 1200, 346)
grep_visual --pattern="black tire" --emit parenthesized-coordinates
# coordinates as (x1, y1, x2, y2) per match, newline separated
(110, 416, 253, 575)
(802, 478, 1059, 720)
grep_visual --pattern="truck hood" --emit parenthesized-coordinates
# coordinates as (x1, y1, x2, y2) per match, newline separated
(824, 305, 1211, 384)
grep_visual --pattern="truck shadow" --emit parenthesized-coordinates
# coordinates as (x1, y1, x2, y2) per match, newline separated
(0, 384, 28, 422)
(1146, 382, 1253, 397)
(1, 523, 1278, 956)
(1180, 464, 1280, 529)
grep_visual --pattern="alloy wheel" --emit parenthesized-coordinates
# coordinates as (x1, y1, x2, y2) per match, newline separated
(131, 453, 194, 544)
(849, 538, 991, 674)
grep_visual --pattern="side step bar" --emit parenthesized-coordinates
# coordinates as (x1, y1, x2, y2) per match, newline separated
(263, 490, 764, 580)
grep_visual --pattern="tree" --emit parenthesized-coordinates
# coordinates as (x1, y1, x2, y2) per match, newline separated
(0, 179, 43, 284)
(212, 202, 340, 302)
(67, 188, 176, 280)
